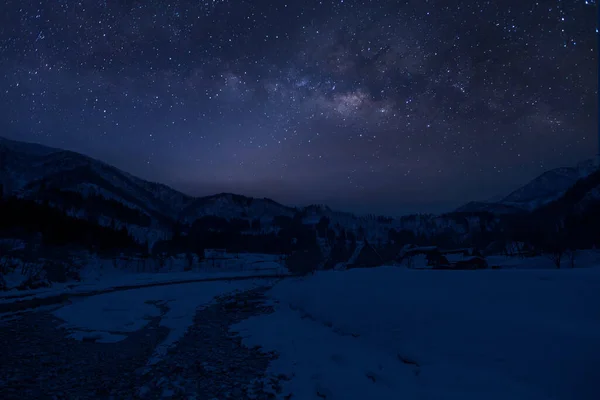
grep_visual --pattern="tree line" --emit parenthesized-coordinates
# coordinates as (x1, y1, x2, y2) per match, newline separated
(0, 195, 144, 256)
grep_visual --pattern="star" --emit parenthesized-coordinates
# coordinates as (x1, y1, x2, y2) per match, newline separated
(0, 0, 595, 215)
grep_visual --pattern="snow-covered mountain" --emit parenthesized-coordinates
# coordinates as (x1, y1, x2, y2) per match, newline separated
(0, 137, 192, 219)
(454, 201, 526, 215)
(180, 193, 296, 223)
(0, 138, 294, 220)
(0, 137, 194, 245)
(3, 136, 594, 248)
(0, 138, 395, 243)
(456, 160, 598, 214)
(501, 160, 597, 209)
(534, 168, 600, 217)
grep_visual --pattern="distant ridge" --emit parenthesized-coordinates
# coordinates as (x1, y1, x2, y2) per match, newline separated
(456, 159, 597, 214)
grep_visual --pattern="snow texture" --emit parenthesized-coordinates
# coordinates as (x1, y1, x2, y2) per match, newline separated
(52, 278, 275, 365)
(232, 266, 600, 400)
(0, 252, 288, 304)
(457, 159, 597, 213)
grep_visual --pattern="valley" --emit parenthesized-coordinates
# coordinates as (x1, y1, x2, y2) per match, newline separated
(0, 137, 599, 400)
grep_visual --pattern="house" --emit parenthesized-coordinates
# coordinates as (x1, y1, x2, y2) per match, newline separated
(396, 245, 448, 268)
(426, 252, 450, 268)
(346, 240, 384, 269)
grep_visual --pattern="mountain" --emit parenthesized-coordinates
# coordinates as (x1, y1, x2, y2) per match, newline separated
(0, 137, 197, 244)
(0, 137, 315, 243)
(507, 168, 600, 250)
(501, 160, 597, 209)
(537, 169, 600, 216)
(456, 160, 598, 214)
(0, 137, 192, 217)
(5, 136, 594, 252)
(1, 138, 387, 244)
(180, 193, 295, 223)
(454, 201, 526, 215)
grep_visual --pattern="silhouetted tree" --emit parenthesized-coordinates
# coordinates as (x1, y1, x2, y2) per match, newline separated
(0, 197, 143, 255)
(316, 216, 330, 238)
(286, 243, 323, 275)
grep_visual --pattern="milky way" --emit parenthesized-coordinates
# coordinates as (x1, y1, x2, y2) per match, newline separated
(0, 0, 597, 215)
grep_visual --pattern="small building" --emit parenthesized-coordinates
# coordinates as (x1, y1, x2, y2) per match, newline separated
(347, 241, 384, 269)
(396, 245, 438, 260)
(426, 252, 450, 268)
(396, 245, 448, 268)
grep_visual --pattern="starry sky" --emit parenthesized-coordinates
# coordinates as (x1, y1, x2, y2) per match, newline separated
(0, 0, 597, 216)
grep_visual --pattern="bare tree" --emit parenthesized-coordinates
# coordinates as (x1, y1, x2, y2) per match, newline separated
(0, 239, 23, 289)
(543, 221, 567, 269)
(184, 252, 194, 271)
(565, 249, 577, 269)
(546, 248, 563, 269)
(156, 252, 167, 269)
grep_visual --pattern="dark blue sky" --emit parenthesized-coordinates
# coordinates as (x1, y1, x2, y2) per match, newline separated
(0, 0, 597, 215)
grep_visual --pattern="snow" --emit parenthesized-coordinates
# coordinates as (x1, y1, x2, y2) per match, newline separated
(0, 251, 288, 303)
(53, 278, 275, 365)
(486, 255, 555, 269)
(199, 252, 285, 271)
(0, 267, 286, 305)
(500, 159, 596, 211)
(487, 249, 600, 269)
(180, 193, 295, 223)
(347, 241, 364, 264)
(232, 266, 600, 400)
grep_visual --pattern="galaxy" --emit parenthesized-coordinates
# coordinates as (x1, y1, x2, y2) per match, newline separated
(0, 0, 597, 215)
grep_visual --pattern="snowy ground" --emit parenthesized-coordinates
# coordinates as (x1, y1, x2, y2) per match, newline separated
(0, 252, 288, 305)
(232, 266, 600, 400)
(487, 249, 600, 269)
(0, 283, 280, 399)
(401, 249, 600, 270)
(52, 278, 276, 365)
(198, 252, 285, 272)
(3, 249, 599, 399)
(0, 268, 287, 305)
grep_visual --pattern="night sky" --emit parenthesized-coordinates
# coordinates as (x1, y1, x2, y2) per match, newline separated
(0, 1, 597, 215)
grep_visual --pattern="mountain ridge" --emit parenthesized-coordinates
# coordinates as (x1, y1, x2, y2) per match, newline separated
(456, 159, 597, 214)
(1, 136, 597, 249)
(0, 137, 325, 242)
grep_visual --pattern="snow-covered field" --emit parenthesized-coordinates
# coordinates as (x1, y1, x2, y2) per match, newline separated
(198, 252, 285, 272)
(232, 266, 600, 400)
(3, 247, 599, 399)
(403, 249, 600, 270)
(0, 252, 288, 303)
(487, 249, 600, 269)
(0, 268, 287, 308)
(76, 251, 287, 289)
(53, 278, 276, 366)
